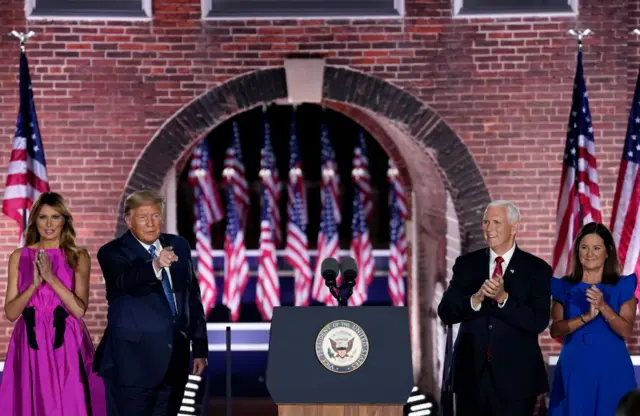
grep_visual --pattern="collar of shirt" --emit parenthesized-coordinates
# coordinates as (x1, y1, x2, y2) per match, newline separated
(134, 237, 162, 256)
(489, 243, 516, 268)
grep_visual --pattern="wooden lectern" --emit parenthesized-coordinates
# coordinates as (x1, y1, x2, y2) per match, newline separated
(266, 307, 412, 416)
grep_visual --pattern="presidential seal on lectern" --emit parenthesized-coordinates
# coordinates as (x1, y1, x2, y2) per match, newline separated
(315, 319, 369, 374)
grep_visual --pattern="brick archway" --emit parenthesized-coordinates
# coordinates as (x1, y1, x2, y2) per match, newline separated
(116, 66, 491, 400)
(116, 66, 490, 249)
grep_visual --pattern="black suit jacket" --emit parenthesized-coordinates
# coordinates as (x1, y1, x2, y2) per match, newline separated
(93, 231, 208, 388)
(437, 246, 551, 400)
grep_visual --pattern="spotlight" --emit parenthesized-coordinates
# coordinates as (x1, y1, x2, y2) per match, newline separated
(178, 374, 203, 416)
(404, 386, 436, 416)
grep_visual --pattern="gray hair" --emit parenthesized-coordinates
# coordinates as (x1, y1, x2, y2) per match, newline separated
(123, 189, 164, 217)
(484, 200, 520, 224)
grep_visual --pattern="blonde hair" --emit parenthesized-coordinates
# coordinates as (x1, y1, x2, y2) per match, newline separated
(24, 192, 87, 269)
(123, 190, 164, 217)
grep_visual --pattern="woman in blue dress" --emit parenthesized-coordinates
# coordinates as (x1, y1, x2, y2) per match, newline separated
(549, 222, 637, 415)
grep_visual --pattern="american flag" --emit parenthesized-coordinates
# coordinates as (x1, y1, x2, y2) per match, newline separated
(349, 185, 375, 306)
(222, 180, 250, 322)
(320, 121, 341, 224)
(352, 131, 372, 220)
(223, 121, 249, 228)
(2, 51, 50, 245)
(188, 140, 224, 318)
(388, 159, 408, 307)
(611, 68, 640, 301)
(256, 114, 281, 321)
(257, 198, 280, 320)
(551, 50, 602, 277)
(285, 109, 312, 306)
(312, 185, 340, 306)
(260, 112, 282, 246)
(312, 124, 341, 306)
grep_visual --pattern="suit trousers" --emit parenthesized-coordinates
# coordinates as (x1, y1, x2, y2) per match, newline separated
(105, 333, 190, 416)
(455, 362, 537, 416)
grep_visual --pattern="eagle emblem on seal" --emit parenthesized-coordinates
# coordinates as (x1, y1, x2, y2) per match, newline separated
(328, 334, 355, 359)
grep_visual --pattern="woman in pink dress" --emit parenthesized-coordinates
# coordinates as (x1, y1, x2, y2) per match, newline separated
(0, 192, 106, 415)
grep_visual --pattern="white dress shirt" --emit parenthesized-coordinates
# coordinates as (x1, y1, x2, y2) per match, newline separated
(471, 243, 516, 311)
(135, 237, 177, 307)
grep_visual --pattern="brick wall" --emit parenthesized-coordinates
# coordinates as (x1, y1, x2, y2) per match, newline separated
(1, 0, 640, 359)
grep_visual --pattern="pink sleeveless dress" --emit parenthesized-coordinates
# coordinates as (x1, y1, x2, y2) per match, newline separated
(0, 247, 106, 416)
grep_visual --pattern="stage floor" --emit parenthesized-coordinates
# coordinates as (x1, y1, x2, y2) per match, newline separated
(208, 397, 277, 415)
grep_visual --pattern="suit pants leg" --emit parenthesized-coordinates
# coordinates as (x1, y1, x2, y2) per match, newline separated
(497, 395, 537, 416)
(104, 378, 156, 416)
(455, 367, 493, 416)
(150, 333, 190, 416)
(455, 363, 537, 416)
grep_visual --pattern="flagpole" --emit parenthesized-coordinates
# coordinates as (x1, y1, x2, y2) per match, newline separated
(9, 30, 36, 245)
(567, 28, 592, 228)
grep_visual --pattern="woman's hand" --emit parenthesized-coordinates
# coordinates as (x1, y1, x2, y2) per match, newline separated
(588, 302, 600, 320)
(31, 258, 43, 288)
(36, 251, 54, 283)
(586, 285, 605, 309)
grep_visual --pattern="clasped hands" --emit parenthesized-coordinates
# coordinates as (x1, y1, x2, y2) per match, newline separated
(32, 250, 55, 286)
(584, 285, 605, 321)
(472, 276, 508, 306)
(153, 246, 179, 271)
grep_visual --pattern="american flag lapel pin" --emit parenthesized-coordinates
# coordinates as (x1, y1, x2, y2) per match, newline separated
(510, 269, 515, 274)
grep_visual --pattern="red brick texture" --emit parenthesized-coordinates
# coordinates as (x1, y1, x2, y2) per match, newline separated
(1, 0, 640, 372)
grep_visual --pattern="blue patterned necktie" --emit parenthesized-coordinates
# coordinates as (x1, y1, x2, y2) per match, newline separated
(148, 245, 177, 316)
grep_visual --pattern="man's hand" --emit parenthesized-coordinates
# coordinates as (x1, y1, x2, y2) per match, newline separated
(471, 290, 485, 309)
(192, 358, 208, 376)
(153, 246, 178, 271)
(481, 277, 507, 303)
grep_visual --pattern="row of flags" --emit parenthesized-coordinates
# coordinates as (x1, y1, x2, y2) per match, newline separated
(188, 108, 409, 321)
(14, 47, 640, 324)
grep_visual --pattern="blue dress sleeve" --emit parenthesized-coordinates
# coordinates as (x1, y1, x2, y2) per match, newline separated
(617, 274, 638, 306)
(550, 277, 566, 305)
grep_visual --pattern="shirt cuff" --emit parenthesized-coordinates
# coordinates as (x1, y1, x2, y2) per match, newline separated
(152, 259, 163, 279)
(470, 296, 482, 311)
(498, 293, 509, 308)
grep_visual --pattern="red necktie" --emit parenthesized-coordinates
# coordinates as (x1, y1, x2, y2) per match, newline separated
(492, 256, 504, 280)
(487, 256, 504, 360)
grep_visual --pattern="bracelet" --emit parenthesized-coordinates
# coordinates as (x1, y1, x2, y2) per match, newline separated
(606, 315, 617, 323)
(580, 315, 587, 324)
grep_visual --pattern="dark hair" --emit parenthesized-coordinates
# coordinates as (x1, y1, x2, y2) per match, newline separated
(616, 389, 640, 416)
(566, 222, 621, 285)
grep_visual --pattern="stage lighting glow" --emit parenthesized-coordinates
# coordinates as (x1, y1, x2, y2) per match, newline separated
(411, 403, 433, 411)
(407, 394, 426, 403)
(179, 371, 203, 415)
(406, 386, 434, 416)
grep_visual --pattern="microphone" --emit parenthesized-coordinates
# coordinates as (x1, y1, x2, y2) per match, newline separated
(320, 257, 341, 303)
(339, 256, 358, 305)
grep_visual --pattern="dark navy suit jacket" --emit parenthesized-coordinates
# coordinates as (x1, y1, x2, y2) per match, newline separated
(93, 230, 208, 388)
(437, 246, 551, 400)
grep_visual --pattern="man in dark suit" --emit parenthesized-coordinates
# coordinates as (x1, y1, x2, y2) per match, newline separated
(94, 190, 209, 416)
(437, 200, 551, 416)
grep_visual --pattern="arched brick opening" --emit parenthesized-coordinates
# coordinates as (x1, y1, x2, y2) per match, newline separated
(116, 66, 491, 400)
